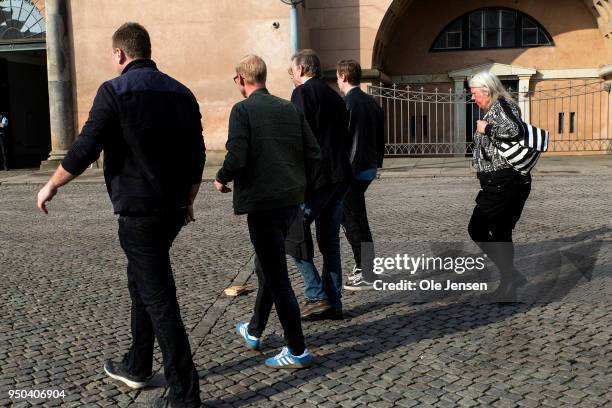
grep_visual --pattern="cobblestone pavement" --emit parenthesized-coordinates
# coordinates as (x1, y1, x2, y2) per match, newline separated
(1, 172, 611, 407)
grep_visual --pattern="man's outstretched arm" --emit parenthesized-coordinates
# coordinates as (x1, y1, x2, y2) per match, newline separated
(36, 83, 116, 214)
(36, 165, 77, 214)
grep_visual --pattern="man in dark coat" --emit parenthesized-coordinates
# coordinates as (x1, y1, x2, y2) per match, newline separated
(336, 59, 385, 291)
(215, 54, 320, 368)
(37, 23, 204, 408)
(287, 49, 352, 320)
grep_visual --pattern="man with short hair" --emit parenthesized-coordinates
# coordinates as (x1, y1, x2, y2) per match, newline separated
(0, 112, 9, 171)
(215, 54, 320, 368)
(336, 59, 385, 291)
(287, 49, 352, 320)
(37, 22, 204, 408)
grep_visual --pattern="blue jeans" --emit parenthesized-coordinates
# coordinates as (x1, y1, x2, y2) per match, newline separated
(293, 182, 348, 311)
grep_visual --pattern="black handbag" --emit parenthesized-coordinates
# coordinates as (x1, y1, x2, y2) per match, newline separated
(284, 207, 314, 261)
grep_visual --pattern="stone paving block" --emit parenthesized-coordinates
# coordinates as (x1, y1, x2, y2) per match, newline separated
(2, 177, 612, 407)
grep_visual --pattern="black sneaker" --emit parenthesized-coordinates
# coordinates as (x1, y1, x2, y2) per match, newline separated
(103, 360, 151, 389)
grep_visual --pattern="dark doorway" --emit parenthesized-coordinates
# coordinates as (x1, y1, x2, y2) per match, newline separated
(0, 50, 51, 169)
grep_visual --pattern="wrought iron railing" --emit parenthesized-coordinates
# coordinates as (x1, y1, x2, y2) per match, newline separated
(369, 80, 612, 156)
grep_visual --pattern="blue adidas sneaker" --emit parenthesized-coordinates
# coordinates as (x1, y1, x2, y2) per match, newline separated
(265, 346, 313, 369)
(236, 321, 261, 350)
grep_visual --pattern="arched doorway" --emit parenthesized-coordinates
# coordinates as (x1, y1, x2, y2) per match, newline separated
(370, 0, 612, 156)
(0, 0, 50, 169)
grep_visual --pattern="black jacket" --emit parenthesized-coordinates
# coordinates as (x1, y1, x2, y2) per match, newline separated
(216, 88, 321, 215)
(344, 87, 385, 173)
(291, 78, 352, 190)
(62, 59, 206, 214)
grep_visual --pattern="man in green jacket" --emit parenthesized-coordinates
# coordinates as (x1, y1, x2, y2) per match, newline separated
(215, 54, 321, 368)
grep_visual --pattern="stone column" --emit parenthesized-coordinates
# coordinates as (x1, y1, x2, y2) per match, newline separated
(518, 75, 532, 122)
(41, 0, 76, 170)
(452, 77, 467, 155)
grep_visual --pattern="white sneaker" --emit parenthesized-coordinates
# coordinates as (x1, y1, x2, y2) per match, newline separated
(347, 266, 362, 283)
(343, 274, 374, 291)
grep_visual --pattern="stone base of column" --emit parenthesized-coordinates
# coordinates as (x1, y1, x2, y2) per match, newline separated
(39, 159, 63, 171)
(40, 149, 69, 170)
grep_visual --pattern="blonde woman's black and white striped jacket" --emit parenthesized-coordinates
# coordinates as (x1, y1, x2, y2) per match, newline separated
(472, 97, 527, 175)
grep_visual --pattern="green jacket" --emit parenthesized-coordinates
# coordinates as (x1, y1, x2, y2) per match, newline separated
(216, 88, 321, 214)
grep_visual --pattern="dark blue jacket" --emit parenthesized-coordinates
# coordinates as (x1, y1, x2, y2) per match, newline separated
(62, 59, 206, 214)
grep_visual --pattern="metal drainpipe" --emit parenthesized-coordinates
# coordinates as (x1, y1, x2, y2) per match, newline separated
(290, 3, 299, 55)
(283, 0, 304, 55)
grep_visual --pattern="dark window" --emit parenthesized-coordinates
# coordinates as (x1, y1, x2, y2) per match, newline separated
(558, 112, 565, 134)
(435, 20, 462, 49)
(432, 8, 552, 51)
(569, 112, 575, 133)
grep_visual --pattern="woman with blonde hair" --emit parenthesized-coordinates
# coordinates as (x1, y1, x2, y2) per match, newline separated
(468, 71, 531, 301)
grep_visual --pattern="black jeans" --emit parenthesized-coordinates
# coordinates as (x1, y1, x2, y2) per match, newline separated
(117, 210, 200, 407)
(341, 179, 375, 281)
(247, 206, 306, 356)
(468, 169, 531, 284)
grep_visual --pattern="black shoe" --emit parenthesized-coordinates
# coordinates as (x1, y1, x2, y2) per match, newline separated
(149, 397, 201, 408)
(482, 274, 528, 303)
(304, 308, 344, 321)
(300, 299, 331, 319)
(104, 360, 151, 389)
(324, 308, 344, 320)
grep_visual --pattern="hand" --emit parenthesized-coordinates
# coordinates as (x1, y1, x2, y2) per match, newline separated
(184, 204, 195, 225)
(214, 180, 232, 193)
(37, 182, 57, 214)
(476, 120, 488, 134)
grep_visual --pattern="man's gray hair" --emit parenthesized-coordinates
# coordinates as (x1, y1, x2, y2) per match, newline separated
(291, 49, 321, 78)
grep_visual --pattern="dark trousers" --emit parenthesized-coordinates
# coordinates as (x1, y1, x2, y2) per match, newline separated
(468, 170, 531, 284)
(118, 210, 200, 407)
(0, 133, 7, 171)
(247, 206, 306, 356)
(341, 178, 374, 281)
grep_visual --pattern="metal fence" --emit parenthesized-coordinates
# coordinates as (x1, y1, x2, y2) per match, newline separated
(369, 81, 612, 156)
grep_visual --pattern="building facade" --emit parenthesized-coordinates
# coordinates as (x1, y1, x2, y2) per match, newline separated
(0, 0, 610, 168)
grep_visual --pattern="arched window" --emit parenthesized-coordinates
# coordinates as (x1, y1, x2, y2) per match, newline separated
(0, 0, 46, 43)
(432, 8, 552, 51)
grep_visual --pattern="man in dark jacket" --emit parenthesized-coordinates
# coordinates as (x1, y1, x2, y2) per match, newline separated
(287, 49, 352, 320)
(37, 23, 204, 408)
(215, 54, 320, 368)
(0, 112, 9, 171)
(336, 60, 385, 291)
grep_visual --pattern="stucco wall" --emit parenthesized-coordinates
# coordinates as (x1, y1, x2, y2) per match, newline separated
(65, 0, 612, 152)
(382, 0, 609, 75)
(304, 0, 393, 69)
(69, 0, 294, 151)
